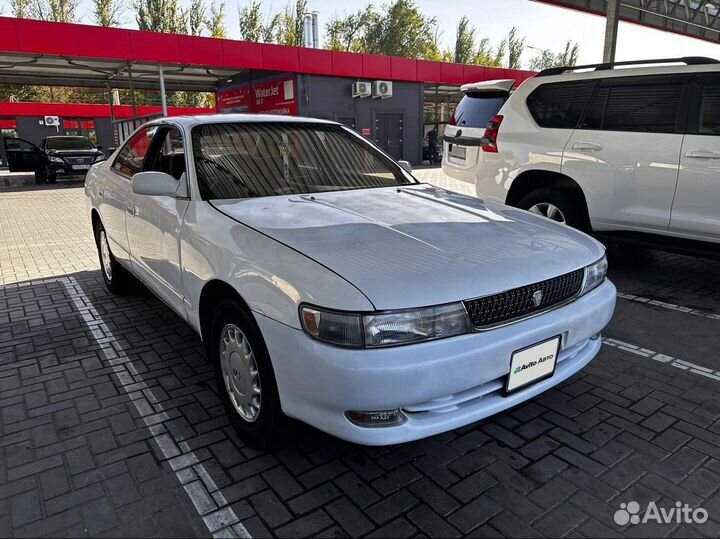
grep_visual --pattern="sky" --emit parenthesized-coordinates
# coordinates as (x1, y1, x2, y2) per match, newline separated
(19, 0, 720, 68)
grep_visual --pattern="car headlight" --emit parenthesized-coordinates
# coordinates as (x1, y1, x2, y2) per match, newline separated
(49, 156, 64, 163)
(300, 302, 473, 348)
(581, 255, 608, 295)
(94, 155, 106, 162)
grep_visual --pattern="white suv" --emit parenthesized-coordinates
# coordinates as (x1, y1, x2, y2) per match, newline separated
(442, 57, 720, 250)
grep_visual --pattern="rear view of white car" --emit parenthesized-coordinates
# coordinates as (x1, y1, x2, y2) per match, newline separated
(444, 57, 720, 253)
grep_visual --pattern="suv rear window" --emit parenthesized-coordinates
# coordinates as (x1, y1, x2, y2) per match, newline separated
(451, 93, 507, 128)
(526, 81, 596, 129)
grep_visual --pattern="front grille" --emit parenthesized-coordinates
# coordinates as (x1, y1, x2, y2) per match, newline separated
(463, 268, 584, 329)
(69, 157, 92, 164)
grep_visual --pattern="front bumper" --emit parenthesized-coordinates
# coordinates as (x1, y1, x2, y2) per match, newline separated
(256, 279, 616, 445)
(49, 162, 92, 175)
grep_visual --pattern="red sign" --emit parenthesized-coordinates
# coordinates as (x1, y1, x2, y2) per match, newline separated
(0, 118, 17, 129)
(217, 76, 297, 116)
(361, 127, 371, 137)
(63, 119, 79, 129)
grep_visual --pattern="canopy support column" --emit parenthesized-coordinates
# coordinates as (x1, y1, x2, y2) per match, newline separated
(159, 64, 168, 117)
(603, 0, 620, 64)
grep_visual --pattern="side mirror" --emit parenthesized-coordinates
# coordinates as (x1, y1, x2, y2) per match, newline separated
(398, 160, 413, 174)
(131, 171, 179, 197)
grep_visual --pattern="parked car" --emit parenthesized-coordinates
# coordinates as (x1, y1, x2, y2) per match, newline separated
(443, 57, 720, 254)
(3, 137, 47, 181)
(85, 114, 616, 447)
(2, 135, 105, 183)
(42, 136, 106, 182)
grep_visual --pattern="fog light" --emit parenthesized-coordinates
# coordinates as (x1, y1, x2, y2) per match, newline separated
(345, 409, 407, 428)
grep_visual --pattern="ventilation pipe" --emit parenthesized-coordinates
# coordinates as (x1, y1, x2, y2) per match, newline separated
(304, 14, 313, 47)
(311, 11, 319, 48)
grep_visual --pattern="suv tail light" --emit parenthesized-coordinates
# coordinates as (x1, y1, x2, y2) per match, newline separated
(481, 115, 503, 153)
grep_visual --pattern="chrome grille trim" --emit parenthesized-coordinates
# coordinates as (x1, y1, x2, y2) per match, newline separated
(463, 268, 584, 330)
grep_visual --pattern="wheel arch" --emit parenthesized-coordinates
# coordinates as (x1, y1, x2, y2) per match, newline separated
(198, 279, 254, 345)
(506, 170, 591, 231)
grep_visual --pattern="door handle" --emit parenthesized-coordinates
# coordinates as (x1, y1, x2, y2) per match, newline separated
(572, 142, 603, 152)
(686, 150, 720, 159)
(126, 205, 135, 217)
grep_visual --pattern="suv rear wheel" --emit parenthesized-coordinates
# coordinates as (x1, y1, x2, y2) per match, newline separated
(518, 188, 587, 230)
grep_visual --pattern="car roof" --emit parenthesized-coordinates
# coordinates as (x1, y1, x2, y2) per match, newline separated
(45, 135, 89, 139)
(526, 62, 720, 85)
(151, 113, 340, 128)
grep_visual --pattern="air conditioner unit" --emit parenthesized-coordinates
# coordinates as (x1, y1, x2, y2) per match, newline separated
(372, 80, 392, 99)
(352, 81, 371, 98)
(44, 116, 60, 126)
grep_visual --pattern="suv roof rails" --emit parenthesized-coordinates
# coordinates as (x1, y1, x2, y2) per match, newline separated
(536, 56, 720, 77)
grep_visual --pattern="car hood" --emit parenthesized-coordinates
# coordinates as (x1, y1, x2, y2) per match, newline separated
(48, 149, 101, 156)
(212, 184, 605, 310)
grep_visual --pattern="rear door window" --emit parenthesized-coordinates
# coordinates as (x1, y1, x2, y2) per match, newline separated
(580, 75, 688, 133)
(699, 81, 720, 135)
(526, 81, 596, 129)
(451, 93, 507, 128)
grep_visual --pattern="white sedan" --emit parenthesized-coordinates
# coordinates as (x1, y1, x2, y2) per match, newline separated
(85, 114, 616, 447)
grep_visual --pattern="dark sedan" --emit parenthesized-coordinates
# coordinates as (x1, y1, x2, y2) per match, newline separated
(42, 136, 106, 182)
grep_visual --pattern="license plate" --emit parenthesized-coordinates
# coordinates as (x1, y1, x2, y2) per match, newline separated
(506, 336, 560, 394)
(449, 145, 466, 160)
(72, 164, 90, 170)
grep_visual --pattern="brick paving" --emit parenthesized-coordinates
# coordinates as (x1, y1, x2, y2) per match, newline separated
(1, 174, 720, 538)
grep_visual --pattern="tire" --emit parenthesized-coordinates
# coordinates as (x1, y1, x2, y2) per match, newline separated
(94, 220, 131, 294)
(517, 188, 588, 231)
(208, 298, 282, 448)
(47, 171, 57, 184)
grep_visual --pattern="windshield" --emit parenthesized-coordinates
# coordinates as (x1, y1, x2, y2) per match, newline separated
(46, 138, 95, 150)
(452, 93, 507, 128)
(192, 122, 413, 200)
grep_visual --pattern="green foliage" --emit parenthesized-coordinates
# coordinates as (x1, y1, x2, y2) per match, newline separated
(453, 16, 475, 65)
(10, 0, 32, 18)
(528, 40, 580, 71)
(206, 1, 226, 37)
(505, 26, 524, 69)
(238, 0, 266, 42)
(31, 0, 79, 22)
(324, 0, 440, 60)
(92, 0, 121, 26)
(134, 0, 186, 33)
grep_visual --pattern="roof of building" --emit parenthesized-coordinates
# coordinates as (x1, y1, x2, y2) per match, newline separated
(0, 17, 536, 92)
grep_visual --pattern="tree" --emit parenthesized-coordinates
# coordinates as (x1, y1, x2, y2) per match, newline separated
(325, 9, 370, 51)
(32, 0, 79, 22)
(362, 0, 441, 59)
(10, 0, 32, 18)
(453, 16, 475, 64)
(238, 0, 265, 42)
(505, 26, 525, 69)
(474, 37, 504, 67)
(135, 0, 186, 33)
(92, 0, 121, 26)
(185, 0, 205, 35)
(528, 40, 580, 71)
(206, 1, 226, 38)
(271, 0, 308, 46)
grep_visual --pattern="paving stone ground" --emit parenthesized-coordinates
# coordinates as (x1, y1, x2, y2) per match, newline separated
(1, 172, 720, 538)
